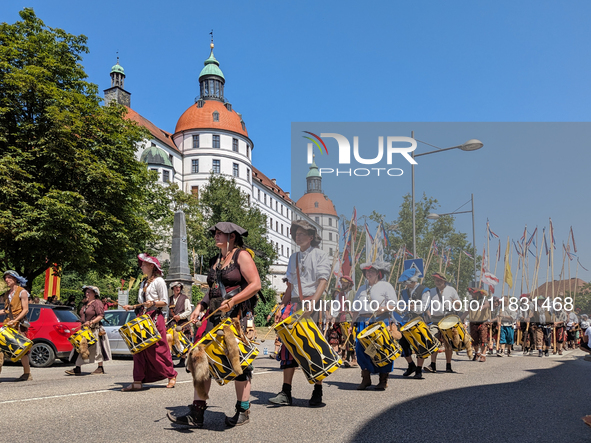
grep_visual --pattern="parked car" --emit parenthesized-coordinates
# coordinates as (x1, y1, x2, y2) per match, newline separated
(0, 304, 81, 367)
(103, 309, 136, 355)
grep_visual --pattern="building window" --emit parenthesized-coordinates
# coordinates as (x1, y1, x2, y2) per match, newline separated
(232, 138, 238, 152)
(162, 170, 170, 182)
(213, 135, 220, 148)
(287, 228, 290, 237)
(315, 216, 319, 223)
(264, 194, 267, 205)
(247, 195, 250, 205)
(281, 205, 283, 215)
(241, 121, 245, 131)
(269, 197, 272, 207)
(329, 218, 332, 227)
(247, 145, 250, 159)
(192, 159, 199, 174)
(191, 186, 199, 198)
(258, 189, 261, 200)
(233, 163, 239, 177)
(329, 247, 333, 256)
(281, 245, 284, 256)
(213, 111, 219, 122)
(151, 142, 156, 147)
(276, 221, 278, 231)
(247, 168, 250, 183)
(275, 201, 278, 211)
(329, 233, 332, 241)
(212, 159, 220, 174)
(314, 202, 319, 208)
(287, 247, 290, 256)
(281, 224, 283, 235)
(192, 135, 199, 149)
(270, 217, 272, 228)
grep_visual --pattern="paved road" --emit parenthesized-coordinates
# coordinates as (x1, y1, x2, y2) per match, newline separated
(1, 348, 590, 443)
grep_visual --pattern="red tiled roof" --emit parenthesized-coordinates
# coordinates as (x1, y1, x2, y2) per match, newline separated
(125, 107, 178, 152)
(252, 167, 292, 204)
(174, 100, 248, 137)
(533, 278, 588, 297)
(296, 192, 337, 216)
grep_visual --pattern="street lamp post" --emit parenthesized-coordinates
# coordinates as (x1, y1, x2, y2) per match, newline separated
(411, 134, 483, 257)
(427, 194, 478, 287)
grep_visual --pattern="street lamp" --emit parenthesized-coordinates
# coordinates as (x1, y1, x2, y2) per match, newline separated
(410, 132, 483, 258)
(427, 194, 477, 286)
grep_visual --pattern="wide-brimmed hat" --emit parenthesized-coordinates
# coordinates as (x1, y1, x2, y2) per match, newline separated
(82, 285, 100, 297)
(137, 253, 163, 273)
(398, 268, 420, 284)
(432, 272, 447, 282)
(169, 281, 184, 289)
(361, 260, 391, 276)
(3, 270, 27, 286)
(291, 220, 322, 247)
(208, 222, 248, 246)
(340, 275, 354, 284)
(520, 293, 530, 298)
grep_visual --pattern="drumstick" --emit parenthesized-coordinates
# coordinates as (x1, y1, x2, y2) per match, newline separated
(260, 326, 276, 343)
(201, 306, 223, 322)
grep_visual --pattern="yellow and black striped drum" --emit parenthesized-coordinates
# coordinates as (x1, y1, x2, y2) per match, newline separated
(275, 309, 342, 383)
(438, 315, 469, 351)
(196, 318, 259, 386)
(340, 321, 356, 350)
(167, 328, 191, 358)
(0, 326, 33, 362)
(119, 314, 161, 354)
(68, 327, 97, 352)
(357, 322, 401, 367)
(400, 317, 440, 358)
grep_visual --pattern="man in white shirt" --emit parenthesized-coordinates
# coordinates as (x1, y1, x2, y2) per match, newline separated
(426, 272, 463, 374)
(269, 220, 330, 408)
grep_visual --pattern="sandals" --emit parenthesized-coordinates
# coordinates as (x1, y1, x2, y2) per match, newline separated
(121, 382, 144, 392)
(479, 355, 486, 362)
(166, 377, 176, 389)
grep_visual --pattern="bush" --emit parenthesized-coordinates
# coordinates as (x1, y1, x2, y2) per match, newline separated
(192, 285, 205, 306)
(254, 286, 279, 327)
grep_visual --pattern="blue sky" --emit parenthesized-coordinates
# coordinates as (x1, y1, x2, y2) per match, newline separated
(4, 1, 591, 284)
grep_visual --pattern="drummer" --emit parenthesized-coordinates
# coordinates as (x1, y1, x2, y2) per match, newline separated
(168, 222, 261, 428)
(168, 281, 193, 368)
(396, 268, 431, 379)
(65, 286, 112, 375)
(426, 272, 464, 374)
(352, 260, 397, 390)
(332, 275, 356, 367)
(121, 254, 177, 391)
(269, 220, 330, 407)
(1, 270, 32, 381)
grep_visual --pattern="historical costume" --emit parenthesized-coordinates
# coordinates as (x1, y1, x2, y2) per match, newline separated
(496, 296, 517, 357)
(65, 285, 111, 375)
(122, 254, 177, 391)
(530, 296, 553, 357)
(268, 220, 330, 407)
(1, 270, 32, 381)
(396, 268, 431, 378)
(168, 281, 193, 368)
(467, 288, 490, 362)
(168, 222, 261, 428)
(331, 275, 357, 367)
(353, 260, 397, 390)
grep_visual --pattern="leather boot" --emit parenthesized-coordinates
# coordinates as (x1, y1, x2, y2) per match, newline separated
(375, 372, 388, 391)
(356, 370, 372, 390)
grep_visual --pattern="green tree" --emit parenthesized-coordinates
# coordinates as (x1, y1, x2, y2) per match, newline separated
(0, 9, 155, 288)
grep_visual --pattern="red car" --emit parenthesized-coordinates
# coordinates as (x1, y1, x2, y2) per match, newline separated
(0, 304, 81, 367)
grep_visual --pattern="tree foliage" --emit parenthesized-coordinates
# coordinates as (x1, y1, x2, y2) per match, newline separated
(0, 9, 155, 287)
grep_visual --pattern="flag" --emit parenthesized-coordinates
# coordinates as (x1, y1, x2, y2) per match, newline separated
(571, 227, 577, 253)
(481, 246, 488, 275)
(504, 237, 513, 288)
(462, 250, 474, 260)
(433, 242, 439, 256)
(373, 225, 384, 261)
(513, 240, 523, 257)
(381, 222, 391, 248)
(482, 272, 499, 286)
(405, 247, 414, 258)
(44, 265, 61, 299)
(543, 229, 549, 255)
(564, 243, 575, 261)
(549, 218, 556, 249)
(342, 243, 352, 277)
(496, 239, 501, 262)
(526, 227, 537, 249)
(487, 219, 499, 239)
(578, 258, 589, 272)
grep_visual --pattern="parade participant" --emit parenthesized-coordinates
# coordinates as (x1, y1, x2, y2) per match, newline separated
(566, 310, 579, 350)
(331, 275, 356, 367)
(269, 220, 330, 407)
(396, 268, 431, 378)
(580, 320, 591, 353)
(516, 294, 534, 355)
(552, 306, 567, 355)
(496, 296, 517, 357)
(168, 281, 193, 368)
(0, 270, 32, 381)
(352, 260, 397, 390)
(467, 288, 490, 362)
(426, 272, 463, 373)
(529, 295, 553, 357)
(65, 286, 111, 375)
(122, 254, 177, 391)
(266, 302, 282, 360)
(581, 314, 590, 333)
(168, 222, 261, 428)
(487, 297, 501, 355)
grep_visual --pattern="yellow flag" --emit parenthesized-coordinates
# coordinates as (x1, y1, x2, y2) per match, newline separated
(127, 277, 136, 291)
(504, 237, 513, 288)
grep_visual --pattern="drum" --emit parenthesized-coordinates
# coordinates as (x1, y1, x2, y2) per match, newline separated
(68, 327, 97, 352)
(275, 309, 342, 383)
(195, 318, 259, 386)
(119, 314, 161, 354)
(167, 327, 191, 358)
(400, 317, 440, 358)
(0, 326, 33, 362)
(357, 322, 401, 367)
(438, 315, 470, 351)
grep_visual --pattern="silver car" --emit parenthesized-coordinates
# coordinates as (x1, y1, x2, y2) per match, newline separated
(102, 309, 137, 355)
